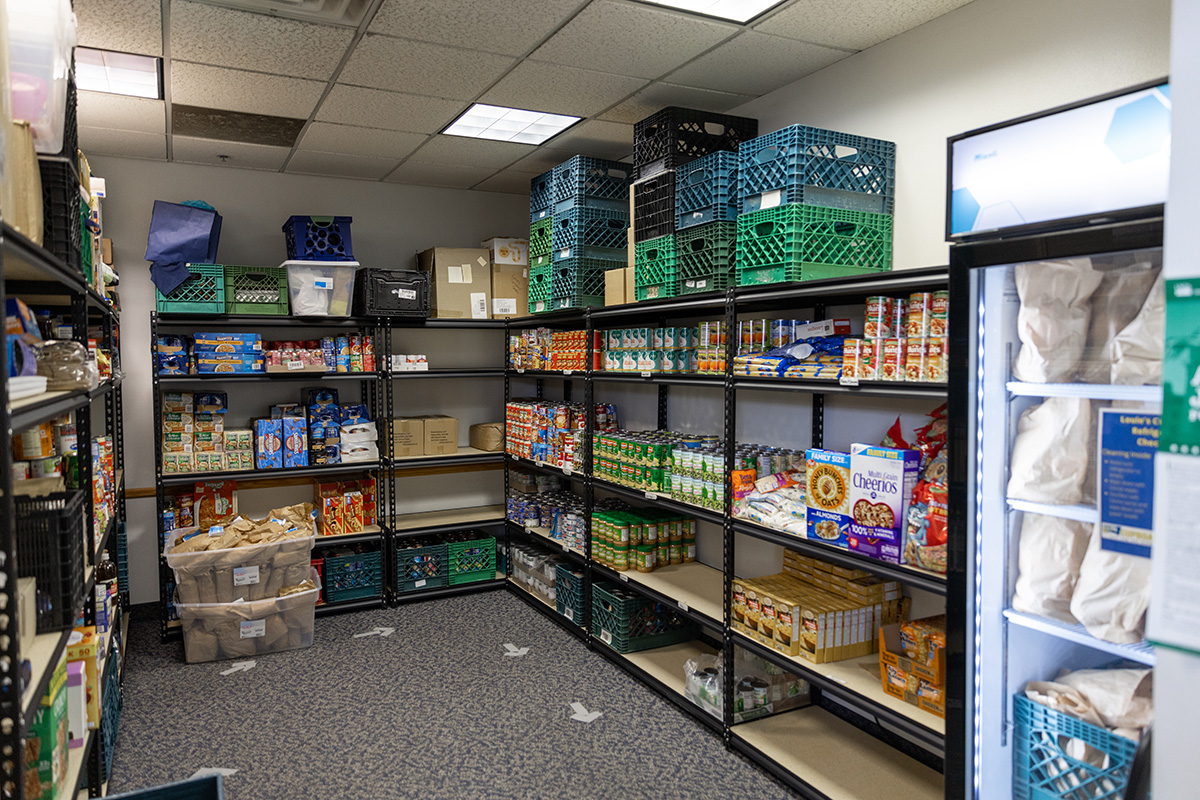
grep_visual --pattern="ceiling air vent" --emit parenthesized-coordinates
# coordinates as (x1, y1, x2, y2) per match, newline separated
(180, 0, 372, 27)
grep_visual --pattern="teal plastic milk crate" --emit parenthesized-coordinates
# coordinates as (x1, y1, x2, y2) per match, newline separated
(554, 562, 585, 625)
(591, 581, 698, 653)
(443, 533, 497, 586)
(395, 540, 448, 594)
(155, 263, 226, 314)
(735, 203, 892, 286)
(529, 263, 553, 314)
(223, 265, 289, 315)
(323, 549, 382, 603)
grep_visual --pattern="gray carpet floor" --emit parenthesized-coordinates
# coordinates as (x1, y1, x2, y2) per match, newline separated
(109, 589, 802, 799)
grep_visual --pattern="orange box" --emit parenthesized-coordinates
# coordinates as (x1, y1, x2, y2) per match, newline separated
(343, 491, 364, 533)
(319, 495, 345, 536)
(358, 479, 377, 526)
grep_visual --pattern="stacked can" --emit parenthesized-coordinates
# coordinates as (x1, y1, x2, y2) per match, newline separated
(736, 319, 809, 355)
(591, 508, 697, 573)
(843, 291, 948, 383)
(504, 400, 588, 470)
(695, 320, 727, 374)
(599, 326, 697, 373)
(508, 490, 589, 551)
(592, 429, 701, 492)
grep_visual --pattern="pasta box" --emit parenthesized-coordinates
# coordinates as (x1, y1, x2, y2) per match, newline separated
(805, 449, 851, 548)
(847, 444, 921, 564)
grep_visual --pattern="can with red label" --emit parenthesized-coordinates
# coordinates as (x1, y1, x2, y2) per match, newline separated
(864, 296, 895, 339)
(881, 338, 907, 381)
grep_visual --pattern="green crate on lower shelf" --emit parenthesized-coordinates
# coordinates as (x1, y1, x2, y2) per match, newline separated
(224, 265, 289, 315)
(396, 541, 448, 593)
(555, 562, 585, 625)
(443, 533, 497, 586)
(735, 203, 892, 286)
(323, 549, 382, 602)
(155, 263, 226, 314)
(591, 580, 698, 653)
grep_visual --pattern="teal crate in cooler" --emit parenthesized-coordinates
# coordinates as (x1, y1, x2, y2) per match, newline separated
(155, 263, 225, 314)
(323, 549, 382, 602)
(552, 206, 629, 262)
(591, 581, 698, 653)
(555, 563, 585, 625)
(529, 217, 553, 269)
(396, 540, 447, 593)
(676, 220, 735, 295)
(635, 234, 677, 301)
(443, 533, 497, 586)
(1013, 694, 1139, 800)
(223, 265, 289, 315)
(736, 203, 892, 286)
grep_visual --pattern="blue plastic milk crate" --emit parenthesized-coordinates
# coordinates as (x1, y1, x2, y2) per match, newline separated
(676, 151, 739, 230)
(739, 125, 896, 215)
(551, 206, 629, 262)
(530, 170, 555, 222)
(282, 215, 355, 261)
(552, 156, 631, 215)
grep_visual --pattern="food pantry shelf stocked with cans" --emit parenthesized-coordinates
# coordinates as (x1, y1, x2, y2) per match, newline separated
(156, 331, 377, 375)
(506, 489, 587, 553)
(508, 327, 600, 371)
(591, 505, 698, 573)
(843, 291, 949, 383)
(504, 400, 617, 469)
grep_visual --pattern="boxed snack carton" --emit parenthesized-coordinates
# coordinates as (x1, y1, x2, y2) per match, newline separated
(481, 236, 529, 266)
(255, 419, 283, 469)
(66, 627, 99, 728)
(879, 622, 945, 717)
(283, 417, 308, 468)
(847, 444, 921, 564)
(806, 449, 851, 548)
(27, 657, 67, 800)
(66, 660, 86, 749)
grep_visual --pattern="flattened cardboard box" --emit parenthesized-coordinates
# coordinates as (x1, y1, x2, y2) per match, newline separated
(491, 263, 528, 320)
(605, 269, 626, 306)
(416, 247, 492, 320)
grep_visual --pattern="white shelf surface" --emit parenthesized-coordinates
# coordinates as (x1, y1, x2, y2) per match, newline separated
(1006, 381, 1161, 402)
(731, 631, 945, 734)
(618, 640, 719, 701)
(521, 524, 585, 558)
(391, 505, 504, 531)
(22, 630, 70, 719)
(619, 561, 724, 624)
(1006, 498, 1099, 524)
(507, 576, 556, 610)
(315, 524, 383, 542)
(734, 706, 943, 800)
(1004, 608, 1156, 665)
(393, 446, 499, 462)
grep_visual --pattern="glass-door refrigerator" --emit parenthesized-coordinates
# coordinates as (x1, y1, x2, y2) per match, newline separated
(946, 79, 1168, 800)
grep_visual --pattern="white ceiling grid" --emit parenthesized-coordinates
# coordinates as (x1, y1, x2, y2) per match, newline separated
(74, 0, 976, 191)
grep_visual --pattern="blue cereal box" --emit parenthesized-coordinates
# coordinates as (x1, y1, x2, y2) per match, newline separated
(196, 355, 264, 374)
(282, 417, 308, 468)
(255, 419, 283, 469)
(806, 449, 851, 548)
(847, 444, 921, 564)
(192, 332, 263, 352)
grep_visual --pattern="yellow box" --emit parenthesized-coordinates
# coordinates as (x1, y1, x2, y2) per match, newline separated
(66, 626, 99, 729)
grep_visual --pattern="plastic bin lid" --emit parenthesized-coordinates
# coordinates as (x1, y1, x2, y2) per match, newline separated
(279, 260, 361, 269)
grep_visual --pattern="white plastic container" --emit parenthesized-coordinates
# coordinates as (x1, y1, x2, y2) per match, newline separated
(281, 259, 361, 316)
(6, 0, 76, 154)
(164, 525, 316, 604)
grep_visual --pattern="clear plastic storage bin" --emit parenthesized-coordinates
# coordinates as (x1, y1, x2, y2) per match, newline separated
(163, 527, 316, 605)
(282, 259, 361, 316)
(8, 0, 76, 154)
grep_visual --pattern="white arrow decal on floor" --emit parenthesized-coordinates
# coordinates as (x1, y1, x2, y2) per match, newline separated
(569, 702, 602, 723)
(219, 660, 256, 676)
(353, 626, 395, 638)
(503, 643, 529, 657)
(189, 768, 238, 779)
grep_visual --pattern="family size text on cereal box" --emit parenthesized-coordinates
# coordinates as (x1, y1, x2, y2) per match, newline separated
(847, 444, 921, 564)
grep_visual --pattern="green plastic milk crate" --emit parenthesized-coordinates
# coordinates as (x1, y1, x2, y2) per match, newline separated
(591, 581, 698, 653)
(395, 541, 448, 594)
(323, 550, 382, 603)
(555, 562, 585, 625)
(634, 234, 678, 302)
(530, 217, 554, 269)
(443, 534, 497, 586)
(223, 265, 289, 315)
(155, 263, 226, 314)
(735, 203, 892, 286)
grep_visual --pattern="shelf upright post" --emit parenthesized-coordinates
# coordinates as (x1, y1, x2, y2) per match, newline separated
(503, 320, 512, 581)
(721, 286, 737, 744)
(72, 291, 96, 623)
(0, 242, 23, 799)
(811, 302, 825, 449)
(151, 312, 172, 640)
(381, 318, 396, 605)
(583, 308, 595, 643)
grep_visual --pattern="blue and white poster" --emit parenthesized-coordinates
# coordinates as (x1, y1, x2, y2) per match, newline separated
(1099, 409, 1160, 558)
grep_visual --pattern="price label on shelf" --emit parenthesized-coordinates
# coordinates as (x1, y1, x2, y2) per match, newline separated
(287, 360, 304, 371)
(619, 572, 629, 582)
(537, 460, 547, 468)
(645, 491, 658, 500)
(415, 579, 426, 589)
(839, 375, 859, 387)
(640, 371, 652, 378)
(564, 607, 574, 621)
(517, 368, 525, 374)
(563, 369, 573, 375)
(678, 601, 689, 612)
(563, 467, 573, 476)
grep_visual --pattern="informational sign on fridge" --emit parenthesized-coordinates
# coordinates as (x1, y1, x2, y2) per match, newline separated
(1149, 451, 1200, 655)
(1098, 410, 1159, 558)
(1161, 278, 1200, 454)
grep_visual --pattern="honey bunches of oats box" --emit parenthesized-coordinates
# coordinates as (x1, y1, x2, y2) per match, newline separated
(805, 449, 851, 549)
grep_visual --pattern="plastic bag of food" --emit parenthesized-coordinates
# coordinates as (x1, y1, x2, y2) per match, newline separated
(1078, 264, 1159, 383)
(1013, 259, 1103, 382)
(1011, 513, 1092, 622)
(1069, 522, 1151, 644)
(1111, 272, 1165, 385)
(1006, 397, 1091, 505)
(35, 339, 98, 390)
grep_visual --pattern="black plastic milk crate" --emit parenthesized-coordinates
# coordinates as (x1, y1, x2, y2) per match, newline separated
(15, 491, 87, 633)
(633, 170, 676, 243)
(552, 156, 631, 215)
(38, 155, 83, 273)
(552, 206, 629, 262)
(676, 150, 739, 230)
(355, 268, 430, 317)
(634, 107, 758, 179)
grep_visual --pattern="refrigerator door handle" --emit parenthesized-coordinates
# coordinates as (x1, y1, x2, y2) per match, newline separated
(1122, 725, 1152, 800)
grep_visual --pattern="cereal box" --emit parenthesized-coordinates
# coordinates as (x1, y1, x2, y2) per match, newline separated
(343, 491, 364, 533)
(319, 495, 345, 536)
(282, 417, 308, 468)
(254, 419, 283, 470)
(847, 444, 921, 564)
(806, 449, 851, 548)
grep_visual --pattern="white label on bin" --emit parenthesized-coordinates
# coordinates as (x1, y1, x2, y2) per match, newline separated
(560, 248, 571, 259)
(564, 607, 574, 621)
(839, 375, 859, 387)
(233, 566, 260, 586)
(601, 629, 612, 644)
(470, 293, 487, 319)
(679, 601, 689, 612)
(314, 277, 333, 290)
(240, 620, 266, 639)
(760, 190, 783, 210)
(396, 288, 417, 301)
(448, 266, 464, 284)
(287, 360, 304, 371)
(494, 299, 517, 315)
(415, 579, 427, 588)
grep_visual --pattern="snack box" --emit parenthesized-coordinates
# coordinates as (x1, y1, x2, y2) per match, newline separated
(193, 392, 229, 414)
(193, 431, 224, 453)
(28, 657, 68, 800)
(162, 392, 193, 412)
(162, 431, 194, 453)
(65, 626, 99, 728)
(879, 623, 945, 718)
(806, 449, 851, 548)
(282, 417, 308, 468)
(197, 356, 264, 374)
(847, 444, 921, 564)
(255, 419, 283, 469)
(319, 494, 345, 536)
(192, 332, 263, 349)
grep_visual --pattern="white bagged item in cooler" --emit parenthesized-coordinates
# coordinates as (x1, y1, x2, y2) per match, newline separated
(1069, 521, 1151, 644)
(1111, 272, 1165, 385)
(1078, 263, 1159, 383)
(1007, 397, 1091, 505)
(1011, 513, 1092, 623)
(1013, 258, 1103, 383)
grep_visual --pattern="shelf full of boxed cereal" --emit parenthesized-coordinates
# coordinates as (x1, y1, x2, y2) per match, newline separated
(505, 400, 612, 470)
(843, 292, 949, 383)
(591, 501, 698, 573)
(312, 477, 377, 536)
(506, 489, 587, 552)
(155, 331, 375, 375)
(507, 328, 600, 371)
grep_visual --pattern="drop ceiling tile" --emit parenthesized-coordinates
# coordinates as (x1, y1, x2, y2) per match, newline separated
(75, 0, 163, 56)
(482, 62, 648, 119)
(172, 62, 326, 119)
(315, 85, 463, 133)
(78, 92, 166, 134)
(755, 0, 972, 50)
(340, 34, 516, 101)
(299, 122, 427, 160)
(286, 150, 400, 180)
(170, 1, 353, 80)
(532, 0, 735, 80)
(540, 120, 634, 161)
(368, 0, 583, 57)
(474, 170, 540, 195)
(666, 32, 849, 96)
(598, 82, 755, 124)
(509, 147, 576, 175)
(78, 127, 167, 160)
(171, 136, 291, 171)
(384, 161, 497, 189)
(408, 136, 536, 170)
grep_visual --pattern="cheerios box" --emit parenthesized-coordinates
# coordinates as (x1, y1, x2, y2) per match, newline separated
(806, 449, 851, 549)
(847, 444, 921, 564)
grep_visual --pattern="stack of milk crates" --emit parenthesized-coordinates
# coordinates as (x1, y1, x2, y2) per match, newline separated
(632, 107, 759, 301)
(734, 124, 896, 286)
(528, 156, 631, 313)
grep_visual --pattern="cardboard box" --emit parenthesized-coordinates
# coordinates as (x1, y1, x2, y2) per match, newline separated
(28, 657, 67, 800)
(879, 624, 946, 717)
(100, 238, 113, 266)
(491, 262, 528, 319)
(624, 266, 635, 304)
(66, 627, 99, 728)
(416, 247, 492, 320)
(605, 269, 626, 306)
(283, 417, 308, 468)
(468, 422, 503, 452)
(481, 237, 529, 266)
(392, 418, 424, 457)
(423, 415, 458, 455)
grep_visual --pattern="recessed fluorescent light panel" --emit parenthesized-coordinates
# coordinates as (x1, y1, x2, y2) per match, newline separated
(638, 0, 787, 23)
(442, 104, 581, 145)
(75, 47, 162, 99)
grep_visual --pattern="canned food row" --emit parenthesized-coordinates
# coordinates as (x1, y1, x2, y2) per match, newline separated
(864, 291, 949, 340)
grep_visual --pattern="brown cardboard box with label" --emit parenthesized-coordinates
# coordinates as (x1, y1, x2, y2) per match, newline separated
(605, 269, 626, 306)
(491, 263, 529, 319)
(392, 417, 424, 457)
(416, 247, 492, 320)
(422, 415, 459, 455)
